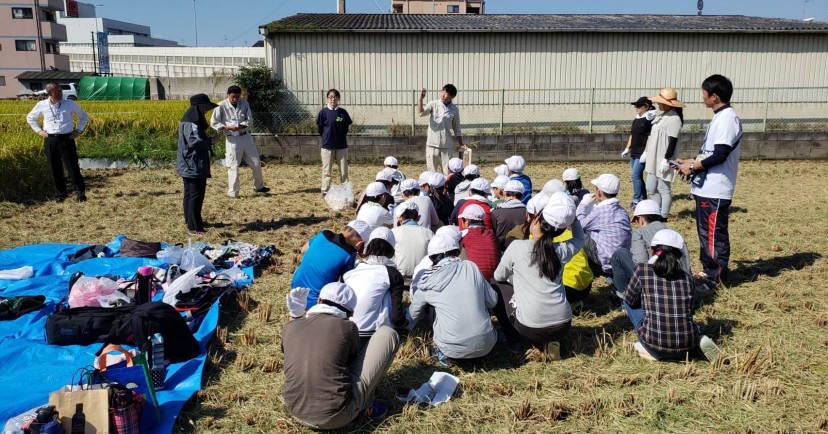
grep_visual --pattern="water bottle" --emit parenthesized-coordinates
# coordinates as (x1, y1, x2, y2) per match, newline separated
(136, 266, 154, 304)
(150, 333, 166, 389)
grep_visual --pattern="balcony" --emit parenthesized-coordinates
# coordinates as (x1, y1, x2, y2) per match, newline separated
(38, 0, 65, 12)
(40, 21, 68, 42)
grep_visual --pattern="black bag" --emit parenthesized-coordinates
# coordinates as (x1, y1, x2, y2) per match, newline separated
(120, 238, 162, 258)
(46, 304, 135, 345)
(104, 302, 200, 363)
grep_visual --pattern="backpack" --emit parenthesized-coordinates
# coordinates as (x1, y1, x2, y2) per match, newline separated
(46, 303, 135, 345)
(103, 302, 200, 363)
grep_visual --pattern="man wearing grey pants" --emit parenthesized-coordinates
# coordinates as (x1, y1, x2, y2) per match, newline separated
(282, 283, 400, 429)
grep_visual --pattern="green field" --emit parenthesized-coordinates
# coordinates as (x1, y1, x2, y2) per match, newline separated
(0, 161, 825, 433)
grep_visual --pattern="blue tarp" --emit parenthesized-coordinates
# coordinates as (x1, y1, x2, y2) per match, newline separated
(0, 236, 248, 432)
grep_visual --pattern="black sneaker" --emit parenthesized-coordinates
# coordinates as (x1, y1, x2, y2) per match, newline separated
(254, 187, 271, 194)
(77, 194, 87, 202)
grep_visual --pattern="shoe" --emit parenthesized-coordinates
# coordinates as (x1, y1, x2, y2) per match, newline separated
(543, 341, 561, 361)
(634, 342, 658, 361)
(431, 346, 452, 367)
(693, 272, 720, 289)
(363, 400, 388, 419)
(227, 193, 239, 199)
(254, 187, 270, 194)
(76, 194, 87, 202)
(504, 340, 523, 355)
(699, 335, 721, 362)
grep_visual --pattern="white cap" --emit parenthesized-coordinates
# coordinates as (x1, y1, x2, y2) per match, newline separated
(365, 181, 388, 197)
(418, 171, 434, 186)
(429, 172, 446, 188)
(318, 282, 358, 313)
(590, 173, 620, 195)
(542, 179, 565, 195)
(459, 204, 485, 221)
(541, 192, 576, 229)
(448, 157, 464, 173)
(398, 201, 419, 213)
(383, 156, 398, 167)
(469, 178, 491, 194)
(651, 229, 685, 250)
(389, 169, 404, 183)
(368, 226, 396, 249)
(462, 164, 480, 176)
(491, 175, 510, 190)
(346, 219, 373, 243)
(494, 164, 509, 177)
(504, 180, 525, 194)
(562, 168, 581, 182)
(427, 233, 460, 256)
(375, 170, 393, 183)
(633, 199, 662, 217)
(526, 192, 550, 215)
(505, 155, 526, 173)
(400, 179, 420, 192)
(435, 225, 462, 243)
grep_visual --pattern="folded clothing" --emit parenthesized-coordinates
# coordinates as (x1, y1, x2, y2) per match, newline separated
(0, 295, 46, 320)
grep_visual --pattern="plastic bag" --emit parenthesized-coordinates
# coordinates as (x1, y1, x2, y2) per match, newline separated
(325, 181, 355, 211)
(163, 265, 204, 306)
(69, 276, 118, 308)
(180, 245, 216, 274)
(97, 290, 132, 308)
(156, 245, 184, 265)
(218, 266, 247, 282)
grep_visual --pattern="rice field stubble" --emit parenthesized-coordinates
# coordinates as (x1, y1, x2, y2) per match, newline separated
(0, 160, 826, 433)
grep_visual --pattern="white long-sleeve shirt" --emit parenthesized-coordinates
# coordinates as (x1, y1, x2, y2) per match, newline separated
(210, 98, 252, 136)
(26, 98, 89, 134)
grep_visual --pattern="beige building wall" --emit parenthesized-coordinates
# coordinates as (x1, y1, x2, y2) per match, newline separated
(0, 0, 69, 98)
(391, 0, 484, 14)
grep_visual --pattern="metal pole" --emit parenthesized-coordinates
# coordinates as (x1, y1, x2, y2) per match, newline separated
(763, 87, 770, 132)
(91, 31, 98, 74)
(499, 89, 505, 135)
(34, 0, 45, 71)
(411, 90, 416, 136)
(193, 0, 198, 46)
(589, 88, 595, 133)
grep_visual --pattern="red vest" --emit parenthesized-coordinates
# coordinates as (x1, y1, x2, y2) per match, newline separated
(461, 227, 499, 280)
(457, 199, 492, 230)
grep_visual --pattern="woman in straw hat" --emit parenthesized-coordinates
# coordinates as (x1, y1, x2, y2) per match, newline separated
(643, 88, 685, 219)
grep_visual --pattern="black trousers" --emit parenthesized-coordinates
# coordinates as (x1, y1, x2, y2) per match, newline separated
(492, 281, 571, 348)
(44, 135, 85, 199)
(694, 195, 732, 283)
(182, 177, 207, 231)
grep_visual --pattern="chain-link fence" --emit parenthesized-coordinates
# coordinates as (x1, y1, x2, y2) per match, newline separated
(250, 87, 828, 136)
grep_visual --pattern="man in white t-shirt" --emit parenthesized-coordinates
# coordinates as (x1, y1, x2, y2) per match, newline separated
(678, 74, 743, 286)
(417, 84, 466, 174)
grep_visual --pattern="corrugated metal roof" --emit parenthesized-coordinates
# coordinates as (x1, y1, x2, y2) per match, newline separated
(15, 71, 96, 80)
(262, 14, 828, 33)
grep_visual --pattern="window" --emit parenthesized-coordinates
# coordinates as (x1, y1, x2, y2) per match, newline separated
(15, 40, 37, 51)
(0, 76, 6, 87)
(12, 7, 33, 19)
(45, 42, 58, 54)
(447, 5, 459, 13)
(392, 4, 402, 13)
(40, 9, 54, 22)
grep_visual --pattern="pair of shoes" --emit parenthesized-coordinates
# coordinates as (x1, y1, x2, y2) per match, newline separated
(363, 400, 388, 419)
(254, 187, 270, 194)
(633, 342, 657, 361)
(76, 194, 87, 202)
(431, 346, 452, 367)
(188, 229, 208, 236)
(699, 335, 721, 362)
(543, 341, 561, 361)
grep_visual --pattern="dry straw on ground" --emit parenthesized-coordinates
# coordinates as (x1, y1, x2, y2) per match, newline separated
(1, 160, 826, 433)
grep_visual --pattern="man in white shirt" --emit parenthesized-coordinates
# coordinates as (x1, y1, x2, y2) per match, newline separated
(417, 84, 466, 175)
(26, 82, 89, 202)
(678, 74, 743, 287)
(210, 85, 269, 198)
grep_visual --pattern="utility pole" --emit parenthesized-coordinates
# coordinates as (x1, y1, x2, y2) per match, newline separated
(193, 0, 198, 46)
(91, 31, 98, 74)
(34, 0, 45, 71)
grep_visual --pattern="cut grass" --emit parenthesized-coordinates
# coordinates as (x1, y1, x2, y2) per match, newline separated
(1, 160, 826, 433)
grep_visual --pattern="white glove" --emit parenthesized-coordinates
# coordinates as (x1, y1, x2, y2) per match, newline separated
(581, 193, 596, 207)
(621, 148, 630, 157)
(286, 287, 310, 318)
(659, 159, 672, 175)
(639, 151, 647, 162)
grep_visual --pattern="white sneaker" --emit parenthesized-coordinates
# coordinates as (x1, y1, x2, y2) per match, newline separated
(543, 341, 561, 361)
(699, 335, 721, 362)
(633, 342, 657, 361)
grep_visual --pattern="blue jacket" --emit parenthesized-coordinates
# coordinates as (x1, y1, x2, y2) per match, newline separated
(291, 231, 357, 309)
(510, 173, 533, 205)
(176, 122, 212, 179)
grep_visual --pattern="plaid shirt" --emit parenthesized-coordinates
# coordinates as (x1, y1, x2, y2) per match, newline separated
(624, 264, 699, 353)
(577, 198, 631, 272)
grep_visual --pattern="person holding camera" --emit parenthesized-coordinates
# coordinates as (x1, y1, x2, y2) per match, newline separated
(644, 88, 685, 219)
(418, 84, 466, 174)
(678, 75, 743, 287)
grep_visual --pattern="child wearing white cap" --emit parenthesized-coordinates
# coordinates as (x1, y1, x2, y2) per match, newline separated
(577, 173, 632, 277)
(493, 192, 584, 358)
(410, 225, 463, 294)
(459, 204, 500, 281)
(489, 175, 510, 209)
(505, 155, 533, 205)
(610, 200, 692, 299)
(452, 177, 493, 230)
(356, 182, 394, 230)
(427, 171, 453, 225)
(408, 234, 498, 365)
(623, 229, 721, 362)
(344, 227, 408, 344)
(562, 167, 590, 206)
(453, 164, 480, 205)
(445, 157, 465, 202)
(282, 282, 400, 429)
(391, 202, 434, 282)
(396, 179, 442, 232)
(291, 219, 372, 309)
(491, 180, 528, 250)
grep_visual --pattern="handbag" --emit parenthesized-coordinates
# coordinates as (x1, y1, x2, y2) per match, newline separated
(96, 345, 161, 430)
(109, 384, 142, 434)
(49, 370, 112, 434)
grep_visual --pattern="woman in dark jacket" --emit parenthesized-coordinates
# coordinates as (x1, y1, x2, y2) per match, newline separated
(177, 94, 219, 235)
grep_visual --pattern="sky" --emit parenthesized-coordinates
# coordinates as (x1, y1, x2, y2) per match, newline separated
(95, 0, 828, 47)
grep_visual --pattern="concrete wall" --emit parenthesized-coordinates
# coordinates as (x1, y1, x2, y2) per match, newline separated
(252, 132, 828, 163)
(150, 76, 236, 100)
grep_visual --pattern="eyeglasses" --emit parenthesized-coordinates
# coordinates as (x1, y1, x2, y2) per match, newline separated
(327, 96, 340, 100)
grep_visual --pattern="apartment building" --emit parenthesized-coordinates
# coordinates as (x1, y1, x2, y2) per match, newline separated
(390, 0, 484, 14)
(0, 0, 70, 98)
